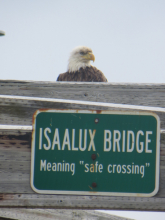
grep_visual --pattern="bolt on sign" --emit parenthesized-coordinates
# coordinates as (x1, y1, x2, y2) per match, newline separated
(31, 109, 160, 197)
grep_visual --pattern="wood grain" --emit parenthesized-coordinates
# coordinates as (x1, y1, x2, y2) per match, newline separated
(0, 209, 133, 220)
(0, 80, 165, 106)
(0, 80, 165, 129)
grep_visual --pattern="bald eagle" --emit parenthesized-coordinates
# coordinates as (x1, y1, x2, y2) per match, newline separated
(57, 46, 107, 82)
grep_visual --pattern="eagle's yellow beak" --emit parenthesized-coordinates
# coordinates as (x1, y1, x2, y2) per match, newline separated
(83, 52, 95, 62)
(89, 53, 95, 62)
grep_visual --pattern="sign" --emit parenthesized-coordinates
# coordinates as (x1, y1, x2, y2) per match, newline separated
(31, 109, 160, 197)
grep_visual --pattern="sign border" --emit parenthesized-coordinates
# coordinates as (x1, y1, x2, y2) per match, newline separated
(30, 109, 160, 197)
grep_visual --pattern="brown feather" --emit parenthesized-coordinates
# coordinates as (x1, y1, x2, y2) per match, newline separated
(57, 66, 107, 82)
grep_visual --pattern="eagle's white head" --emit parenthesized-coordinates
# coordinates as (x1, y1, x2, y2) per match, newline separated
(67, 46, 95, 72)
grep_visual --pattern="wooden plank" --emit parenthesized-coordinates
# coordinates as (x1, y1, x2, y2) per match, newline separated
(0, 80, 164, 107)
(0, 193, 165, 211)
(1, 80, 165, 130)
(0, 129, 164, 210)
(1, 94, 165, 130)
(0, 209, 134, 220)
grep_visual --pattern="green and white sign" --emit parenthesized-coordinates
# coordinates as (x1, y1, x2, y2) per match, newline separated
(31, 109, 160, 197)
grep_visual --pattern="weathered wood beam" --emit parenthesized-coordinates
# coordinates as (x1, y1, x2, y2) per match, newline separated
(0, 80, 165, 107)
(0, 94, 165, 129)
(0, 209, 133, 220)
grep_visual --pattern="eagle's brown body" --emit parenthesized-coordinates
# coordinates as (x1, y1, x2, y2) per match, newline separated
(57, 66, 107, 82)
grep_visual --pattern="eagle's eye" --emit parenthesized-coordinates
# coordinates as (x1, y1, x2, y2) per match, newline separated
(80, 51, 85, 55)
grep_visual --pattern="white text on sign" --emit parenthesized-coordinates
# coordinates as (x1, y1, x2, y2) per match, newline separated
(38, 128, 153, 153)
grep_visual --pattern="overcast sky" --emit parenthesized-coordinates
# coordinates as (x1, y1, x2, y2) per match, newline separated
(1, 0, 165, 83)
(1, 1, 165, 219)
